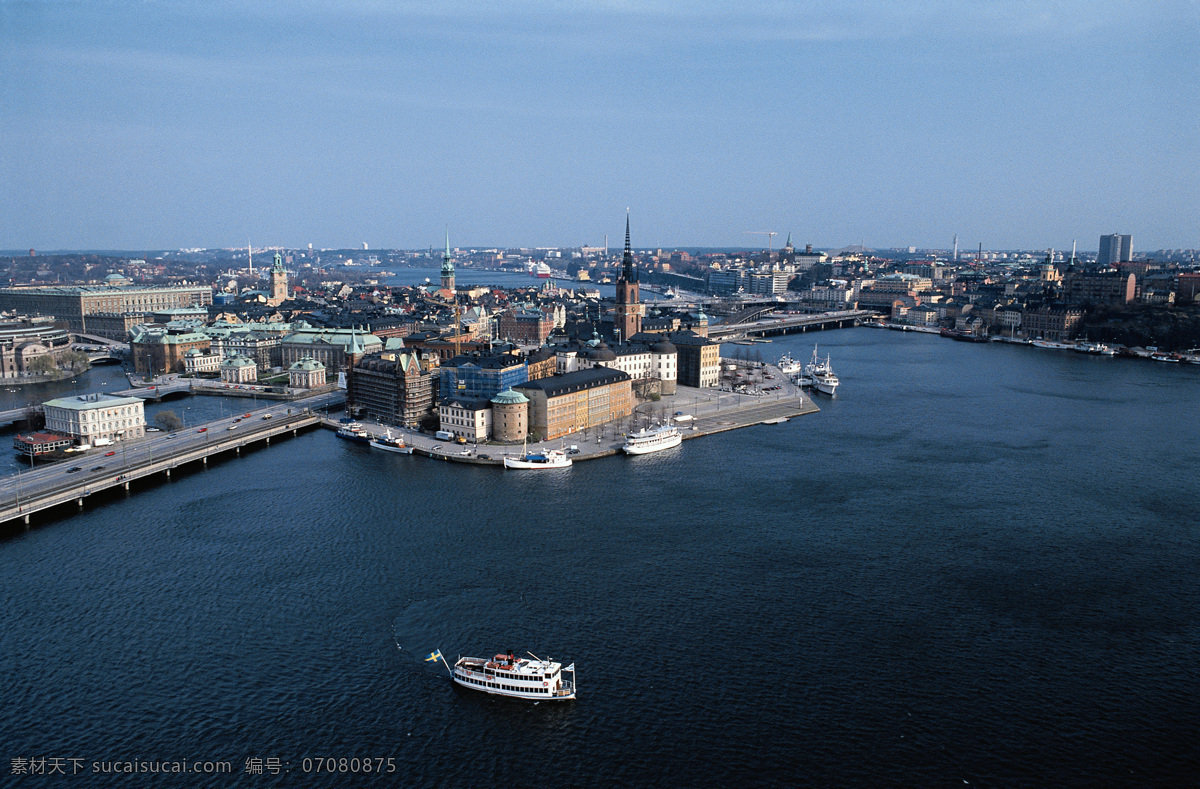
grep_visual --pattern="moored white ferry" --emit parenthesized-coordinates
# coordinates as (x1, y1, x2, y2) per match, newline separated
(623, 423, 682, 455)
(449, 651, 576, 701)
(336, 423, 372, 443)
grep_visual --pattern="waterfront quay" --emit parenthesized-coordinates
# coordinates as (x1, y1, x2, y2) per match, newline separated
(325, 362, 820, 465)
(0, 392, 341, 528)
(0, 367, 812, 530)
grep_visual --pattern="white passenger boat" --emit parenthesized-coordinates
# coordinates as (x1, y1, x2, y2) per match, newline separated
(335, 423, 372, 443)
(804, 346, 839, 396)
(370, 429, 413, 454)
(777, 353, 802, 375)
(623, 423, 682, 455)
(503, 448, 572, 469)
(437, 650, 576, 701)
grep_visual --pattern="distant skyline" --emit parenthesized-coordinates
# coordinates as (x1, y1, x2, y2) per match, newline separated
(2, 1, 1197, 251)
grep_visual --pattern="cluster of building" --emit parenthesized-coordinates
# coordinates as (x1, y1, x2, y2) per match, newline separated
(776, 234, 1200, 342)
(345, 220, 721, 443)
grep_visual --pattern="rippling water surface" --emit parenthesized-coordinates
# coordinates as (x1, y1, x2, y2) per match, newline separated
(2, 329, 1198, 787)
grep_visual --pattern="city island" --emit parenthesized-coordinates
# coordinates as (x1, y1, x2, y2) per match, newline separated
(0, 225, 1198, 528)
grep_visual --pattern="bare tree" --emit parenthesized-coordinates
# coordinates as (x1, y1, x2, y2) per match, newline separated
(154, 411, 184, 432)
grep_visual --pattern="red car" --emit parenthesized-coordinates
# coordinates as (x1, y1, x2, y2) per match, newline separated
(105, 451, 116, 457)
(243, 413, 252, 418)
(197, 427, 207, 433)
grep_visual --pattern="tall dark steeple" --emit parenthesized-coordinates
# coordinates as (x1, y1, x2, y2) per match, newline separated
(622, 212, 637, 282)
(615, 210, 642, 341)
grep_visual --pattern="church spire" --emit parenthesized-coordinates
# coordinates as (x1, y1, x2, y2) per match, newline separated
(440, 228, 455, 291)
(622, 211, 636, 282)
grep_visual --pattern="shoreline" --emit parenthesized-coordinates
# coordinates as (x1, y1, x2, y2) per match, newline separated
(320, 365, 821, 466)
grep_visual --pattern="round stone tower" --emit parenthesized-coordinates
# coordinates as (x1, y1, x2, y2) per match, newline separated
(490, 387, 529, 443)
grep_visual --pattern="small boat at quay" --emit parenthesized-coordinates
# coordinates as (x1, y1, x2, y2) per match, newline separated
(431, 649, 576, 701)
(336, 423, 372, 443)
(370, 429, 413, 454)
(622, 423, 682, 455)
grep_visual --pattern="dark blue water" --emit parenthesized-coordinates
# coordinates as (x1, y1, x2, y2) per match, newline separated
(2, 329, 1198, 787)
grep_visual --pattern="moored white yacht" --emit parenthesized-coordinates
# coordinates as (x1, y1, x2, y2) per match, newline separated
(503, 447, 572, 469)
(439, 650, 576, 701)
(804, 346, 839, 396)
(623, 422, 682, 455)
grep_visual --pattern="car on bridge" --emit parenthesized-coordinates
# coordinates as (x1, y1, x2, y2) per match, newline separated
(105, 451, 116, 457)
(91, 465, 105, 471)
(197, 427, 207, 433)
(66, 467, 82, 473)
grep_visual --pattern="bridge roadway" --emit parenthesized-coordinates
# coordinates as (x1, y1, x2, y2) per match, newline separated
(0, 397, 341, 527)
(707, 309, 871, 339)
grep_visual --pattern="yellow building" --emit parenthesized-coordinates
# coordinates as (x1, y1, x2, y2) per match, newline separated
(515, 368, 632, 441)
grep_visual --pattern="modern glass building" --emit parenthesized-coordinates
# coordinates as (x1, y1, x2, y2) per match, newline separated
(440, 353, 528, 402)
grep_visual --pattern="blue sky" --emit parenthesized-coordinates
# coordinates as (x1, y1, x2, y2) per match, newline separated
(2, 1, 1197, 251)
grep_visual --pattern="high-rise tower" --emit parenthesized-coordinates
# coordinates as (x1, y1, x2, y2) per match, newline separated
(440, 231, 455, 292)
(1098, 233, 1131, 267)
(269, 251, 288, 306)
(614, 213, 642, 341)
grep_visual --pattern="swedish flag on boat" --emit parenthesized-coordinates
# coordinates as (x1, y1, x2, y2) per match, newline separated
(425, 649, 443, 662)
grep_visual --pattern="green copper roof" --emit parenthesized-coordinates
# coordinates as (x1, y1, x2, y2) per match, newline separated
(490, 387, 529, 405)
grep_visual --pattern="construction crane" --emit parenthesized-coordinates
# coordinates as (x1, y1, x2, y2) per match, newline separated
(744, 230, 778, 254)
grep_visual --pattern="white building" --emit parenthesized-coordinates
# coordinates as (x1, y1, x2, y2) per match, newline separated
(287, 356, 326, 389)
(183, 347, 221, 374)
(42, 393, 146, 444)
(220, 354, 258, 384)
(555, 335, 677, 395)
(438, 397, 492, 443)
